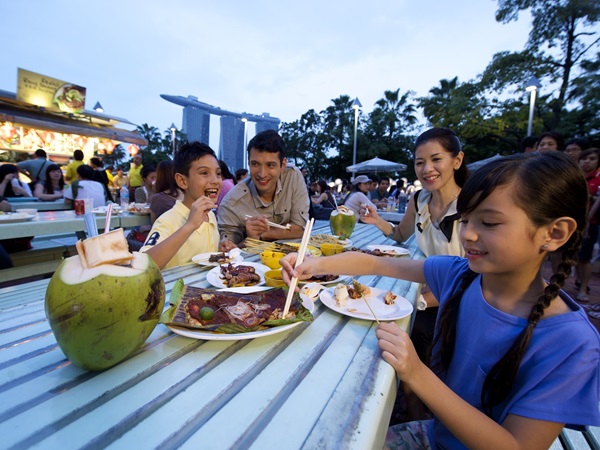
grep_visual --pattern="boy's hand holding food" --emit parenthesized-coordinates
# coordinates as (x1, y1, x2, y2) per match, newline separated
(188, 196, 216, 227)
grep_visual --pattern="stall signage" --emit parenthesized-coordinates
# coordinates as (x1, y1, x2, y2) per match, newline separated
(16, 68, 86, 114)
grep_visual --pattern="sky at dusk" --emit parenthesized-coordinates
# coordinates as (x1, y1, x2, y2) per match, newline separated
(1, 0, 532, 148)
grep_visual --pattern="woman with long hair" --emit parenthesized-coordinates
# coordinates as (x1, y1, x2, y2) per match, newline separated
(216, 160, 235, 207)
(0, 164, 32, 197)
(33, 164, 65, 200)
(149, 160, 181, 224)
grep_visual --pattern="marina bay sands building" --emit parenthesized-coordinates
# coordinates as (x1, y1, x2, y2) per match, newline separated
(161, 94, 280, 171)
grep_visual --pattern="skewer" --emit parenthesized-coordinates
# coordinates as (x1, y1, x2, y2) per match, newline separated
(104, 203, 113, 234)
(361, 295, 380, 324)
(282, 218, 314, 317)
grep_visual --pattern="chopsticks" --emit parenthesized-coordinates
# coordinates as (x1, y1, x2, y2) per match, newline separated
(282, 218, 314, 317)
(361, 295, 380, 324)
(244, 215, 291, 230)
(243, 238, 289, 254)
(104, 203, 113, 234)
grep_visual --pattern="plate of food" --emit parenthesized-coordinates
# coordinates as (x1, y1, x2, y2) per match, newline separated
(53, 83, 86, 113)
(127, 203, 151, 215)
(299, 274, 350, 286)
(0, 212, 36, 224)
(278, 242, 322, 257)
(309, 234, 353, 249)
(319, 280, 413, 321)
(161, 281, 314, 340)
(206, 262, 270, 289)
(364, 244, 410, 256)
(192, 248, 244, 266)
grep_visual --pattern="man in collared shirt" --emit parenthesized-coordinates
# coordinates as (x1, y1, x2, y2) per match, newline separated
(218, 130, 310, 246)
(17, 148, 50, 184)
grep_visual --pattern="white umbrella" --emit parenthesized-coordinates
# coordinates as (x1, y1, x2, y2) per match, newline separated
(346, 157, 406, 174)
(467, 153, 504, 171)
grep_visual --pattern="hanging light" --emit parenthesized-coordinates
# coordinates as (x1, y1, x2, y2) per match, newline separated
(93, 102, 104, 113)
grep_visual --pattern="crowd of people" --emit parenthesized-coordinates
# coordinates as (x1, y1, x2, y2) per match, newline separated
(1, 126, 599, 448)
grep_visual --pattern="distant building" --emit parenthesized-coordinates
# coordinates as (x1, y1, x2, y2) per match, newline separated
(161, 94, 280, 170)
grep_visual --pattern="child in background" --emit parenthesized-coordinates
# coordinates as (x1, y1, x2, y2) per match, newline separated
(141, 142, 235, 269)
(281, 151, 600, 449)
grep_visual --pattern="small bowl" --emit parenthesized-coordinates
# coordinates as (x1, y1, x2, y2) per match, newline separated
(320, 243, 344, 256)
(260, 251, 286, 269)
(264, 269, 286, 287)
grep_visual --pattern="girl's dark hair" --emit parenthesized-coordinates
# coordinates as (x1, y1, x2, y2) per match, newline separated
(218, 160, 235, 181)
(430, 151, 587, 417)
(154, 160, 179, 197)
(317, 179, 335, 205)
(174, 141, 217, 176)
(414, 127, 469, 187)
(235, 168, 248, 182)
(42, 164, 65, 194)
(578, 147, 600, 165)
(0, 164, 20, 197)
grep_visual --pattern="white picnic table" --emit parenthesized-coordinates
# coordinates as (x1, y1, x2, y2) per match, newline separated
(6, 198, 72, 211)
(0, 221, 423, 449)
(0, 210, 150, 240)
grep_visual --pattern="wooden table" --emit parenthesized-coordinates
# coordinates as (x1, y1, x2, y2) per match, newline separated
(0, 221, 423, 449)
(0, 210, 150, 240)
(7, 198, 72, 211)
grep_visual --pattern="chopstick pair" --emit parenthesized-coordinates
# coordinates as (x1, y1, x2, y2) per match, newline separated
(282, 218, 315, 317)
(244, 215, 291, 230)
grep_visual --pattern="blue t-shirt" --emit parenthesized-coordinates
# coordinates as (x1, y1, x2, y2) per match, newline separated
(424, 256, 600, 450)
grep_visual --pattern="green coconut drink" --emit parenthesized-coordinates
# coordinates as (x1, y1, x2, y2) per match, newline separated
(45, 231, 165, 371)
(329, 206, 357, 240)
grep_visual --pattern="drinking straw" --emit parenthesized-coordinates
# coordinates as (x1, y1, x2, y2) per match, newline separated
(282, 217, 315, 317)
(104, 203, 113, 234)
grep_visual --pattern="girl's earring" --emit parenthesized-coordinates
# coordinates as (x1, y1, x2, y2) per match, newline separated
(542, 243, 549, 249)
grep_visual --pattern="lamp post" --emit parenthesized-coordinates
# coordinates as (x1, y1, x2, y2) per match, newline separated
(526, 76, 541, 137)
(169, 123, 177, 157)
(241, 117, 248, 169)
(93, 102, 104, 113)
(351, 97, 362, 178)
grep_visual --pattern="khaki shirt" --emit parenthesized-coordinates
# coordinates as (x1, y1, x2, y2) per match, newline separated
(217, 167, 310, 244)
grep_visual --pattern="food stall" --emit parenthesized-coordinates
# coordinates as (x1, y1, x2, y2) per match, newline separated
(0, 69, 147, 165)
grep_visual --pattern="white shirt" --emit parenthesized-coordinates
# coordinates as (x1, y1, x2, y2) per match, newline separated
(64, 180, 106, 209)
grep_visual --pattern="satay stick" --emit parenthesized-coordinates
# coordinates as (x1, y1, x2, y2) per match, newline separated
(282, 217, 314, 317)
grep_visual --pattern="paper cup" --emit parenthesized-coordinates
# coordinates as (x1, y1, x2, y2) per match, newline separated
(83, 198, 94, 214)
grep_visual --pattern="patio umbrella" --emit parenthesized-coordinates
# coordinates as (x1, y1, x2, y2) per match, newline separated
(467, 153, 504, 172)
(346, 157, 406, 174)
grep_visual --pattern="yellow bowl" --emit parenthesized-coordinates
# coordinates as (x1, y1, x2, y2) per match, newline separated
(264, 269, 286, 287)
(320, 243, 344, 256)
(260, 251, 286, 269)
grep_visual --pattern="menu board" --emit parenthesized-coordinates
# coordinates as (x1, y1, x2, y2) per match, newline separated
(16, 68, 87, 114)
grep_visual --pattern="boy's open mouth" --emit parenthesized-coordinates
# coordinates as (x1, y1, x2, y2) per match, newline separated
(205, 188, 218, 196)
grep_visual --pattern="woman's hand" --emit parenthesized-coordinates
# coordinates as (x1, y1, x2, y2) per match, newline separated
(376, 322, 423, 383)
(359, 204, 380, 224)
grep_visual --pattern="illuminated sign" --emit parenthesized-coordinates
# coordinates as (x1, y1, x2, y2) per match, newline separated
(16, 68, 86, 114)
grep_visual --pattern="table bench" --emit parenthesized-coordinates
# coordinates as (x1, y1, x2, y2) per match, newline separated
(553, 427, 600, 450)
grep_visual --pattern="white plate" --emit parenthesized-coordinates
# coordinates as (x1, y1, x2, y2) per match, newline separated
(299, 274, 350, 286)
(205, 262, 269, 289)
(192, 250, 244, 267)
(92, 207, 121, 215)
(365, 244, 410, 256)
(319, 286, 413, 321)
(167, 320, 304, 341)
(0, 213, 35, 224)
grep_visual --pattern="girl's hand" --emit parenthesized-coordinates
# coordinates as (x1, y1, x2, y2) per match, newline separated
(376, 322, 422, 383)
(360, 204, 380, 224)
(188, 196, 216, 228)
(280, 253, 318, 287)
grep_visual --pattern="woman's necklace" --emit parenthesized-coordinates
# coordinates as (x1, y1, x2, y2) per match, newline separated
(430, 193, 459, 229)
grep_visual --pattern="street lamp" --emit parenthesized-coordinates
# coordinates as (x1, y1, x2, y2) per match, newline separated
(241, 117, 248, 169)
(169, 123, 177, 157)
(526, 76, 541, 137)
(93, 101, 104, 113)
(351, 97, 362, 178)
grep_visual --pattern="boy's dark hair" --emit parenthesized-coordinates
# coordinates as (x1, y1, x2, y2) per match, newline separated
(141, 165, 156, 179)
(34, 149, 47, 158)
(247, 129, 286, 163)
(73, 149, 84, 161)
(174, 141, 217, 176)
(77, 164, 95, 180)
(90, 157, 104, 168)
(431, 151, 587, 418)
(414, 128, 469, 187)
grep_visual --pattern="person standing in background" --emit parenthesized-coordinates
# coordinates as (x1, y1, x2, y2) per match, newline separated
(65, 149, 85, 182)
(17, 148, 50, 185)
(521, 135, 539, 153)
(235, 168, 248, 183)
(127, 154, 143, 201)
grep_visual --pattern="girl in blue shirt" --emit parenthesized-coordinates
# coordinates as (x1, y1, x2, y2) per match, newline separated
(281, 151, 600, 449)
